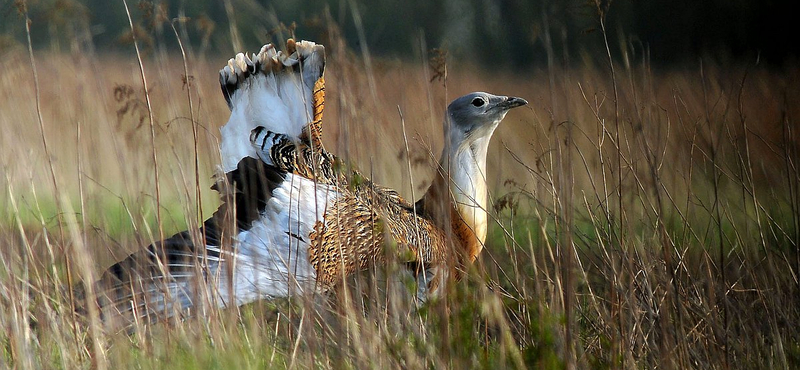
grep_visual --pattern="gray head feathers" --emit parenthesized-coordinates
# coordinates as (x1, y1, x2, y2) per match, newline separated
(445, 92, 527, 146)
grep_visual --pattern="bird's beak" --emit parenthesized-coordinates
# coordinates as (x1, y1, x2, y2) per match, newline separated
(498, 96, 528, 110)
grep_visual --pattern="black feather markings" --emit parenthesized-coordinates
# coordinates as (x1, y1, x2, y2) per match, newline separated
(219, 156, 287, 232)
(285, 231, 307, 243)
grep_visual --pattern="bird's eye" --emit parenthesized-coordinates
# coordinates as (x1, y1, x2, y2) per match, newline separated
(471, 97, 485, 107)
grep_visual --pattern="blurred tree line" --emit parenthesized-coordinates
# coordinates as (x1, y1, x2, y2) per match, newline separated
(1, 0, 794, 68)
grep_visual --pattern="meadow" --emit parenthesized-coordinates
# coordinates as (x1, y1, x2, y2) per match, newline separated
(2, 15, 800, 369)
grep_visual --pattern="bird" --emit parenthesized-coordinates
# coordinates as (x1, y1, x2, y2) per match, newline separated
(92, 39, 527, 329)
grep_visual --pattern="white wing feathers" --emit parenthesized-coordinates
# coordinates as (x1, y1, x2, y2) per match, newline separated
(224, 173, 339, 303)
(219, 41, 325, 172)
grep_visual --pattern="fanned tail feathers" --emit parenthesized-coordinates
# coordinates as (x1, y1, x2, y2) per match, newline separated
(219, 39, 326, 172)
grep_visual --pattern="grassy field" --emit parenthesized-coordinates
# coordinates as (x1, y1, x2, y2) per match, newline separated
(2, 19, 800, 369)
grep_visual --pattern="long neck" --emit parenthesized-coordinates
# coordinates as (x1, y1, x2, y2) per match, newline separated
(449, 137, 491, 243)
(423, 132, 493, 263)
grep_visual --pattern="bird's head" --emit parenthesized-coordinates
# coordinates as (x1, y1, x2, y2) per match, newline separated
(445, 92, 527, 150)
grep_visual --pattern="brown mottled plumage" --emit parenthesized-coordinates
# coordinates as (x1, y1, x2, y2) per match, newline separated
(307, 181, 449, 288)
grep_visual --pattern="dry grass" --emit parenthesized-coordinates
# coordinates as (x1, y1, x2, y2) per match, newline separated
(2, 18, 800, 369)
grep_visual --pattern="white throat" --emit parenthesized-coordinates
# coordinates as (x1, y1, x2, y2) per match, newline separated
(443, 123, 497, 244)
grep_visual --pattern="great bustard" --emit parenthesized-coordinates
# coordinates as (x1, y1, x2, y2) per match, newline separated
(94, 40, 526, 326)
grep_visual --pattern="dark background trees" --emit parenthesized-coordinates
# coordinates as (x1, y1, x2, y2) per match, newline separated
(2, 0, 794, 68)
